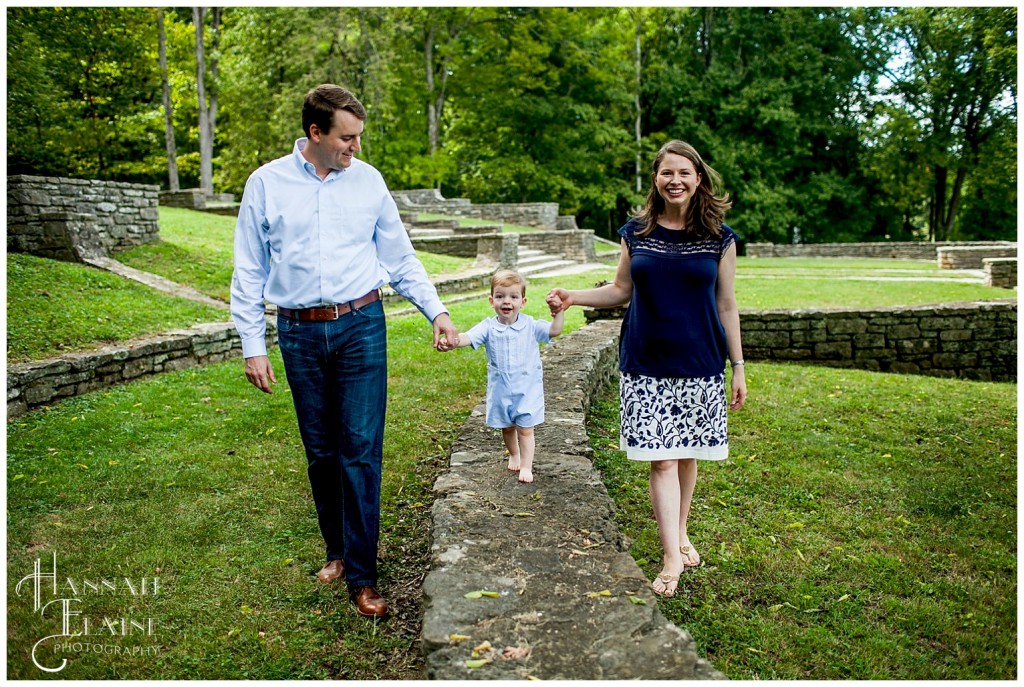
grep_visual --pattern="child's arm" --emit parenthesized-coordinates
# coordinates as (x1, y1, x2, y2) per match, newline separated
(448, 332, 475, 349)
(548, 308, 565, 338)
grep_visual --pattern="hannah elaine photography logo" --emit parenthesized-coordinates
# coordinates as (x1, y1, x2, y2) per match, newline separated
(15, 552, 163, 674)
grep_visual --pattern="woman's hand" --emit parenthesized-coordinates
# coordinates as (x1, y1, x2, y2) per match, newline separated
(545, 288, 572, 314)
(729, 366, 747, 410)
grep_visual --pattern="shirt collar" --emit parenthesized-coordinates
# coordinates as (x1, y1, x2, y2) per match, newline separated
(293, 138, 346, 181)
(495, 314, 528, 330)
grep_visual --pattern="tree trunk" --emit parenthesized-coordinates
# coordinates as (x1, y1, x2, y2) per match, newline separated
(157, 9, 179, 192)
(425, 24, 438, 159)
(208, 8, 220, 149)
(932, 165, 948, 241)
(700, 8, 714, 69)
(944, 165, 967, 238)
(634, 11, 643, 195)
(193, 7, 213, 195)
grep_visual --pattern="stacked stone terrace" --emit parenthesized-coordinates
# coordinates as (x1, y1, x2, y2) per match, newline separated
(8, 175, 160, 261)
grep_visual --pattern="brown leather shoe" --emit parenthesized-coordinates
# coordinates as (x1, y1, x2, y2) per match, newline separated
(316, 559, 345, 584)
(352, 586, 388, 619)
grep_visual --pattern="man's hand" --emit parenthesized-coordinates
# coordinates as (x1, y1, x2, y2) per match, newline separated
(244, 355, 277, 394)
(432, 312, 459, 351)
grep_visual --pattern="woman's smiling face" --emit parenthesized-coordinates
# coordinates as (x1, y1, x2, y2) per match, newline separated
(655, 152, 702, 212)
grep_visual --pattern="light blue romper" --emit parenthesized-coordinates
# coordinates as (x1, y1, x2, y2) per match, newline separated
(465, 313, 552, 429)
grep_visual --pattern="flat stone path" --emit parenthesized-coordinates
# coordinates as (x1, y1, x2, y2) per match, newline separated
(85, 256, 228, 310)
(421, 320, 723, 680)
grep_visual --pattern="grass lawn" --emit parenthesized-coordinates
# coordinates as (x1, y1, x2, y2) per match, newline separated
(6, 253, 228, 364)
(4, 274, 597, 679)
(6, 207, 1017, 679)
(587, 364, 1016, 679)
(116, 207, 237, 302)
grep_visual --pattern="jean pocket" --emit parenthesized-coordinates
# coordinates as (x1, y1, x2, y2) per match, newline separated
(276, 314, 299, 333)
(353, 300, 384, 320)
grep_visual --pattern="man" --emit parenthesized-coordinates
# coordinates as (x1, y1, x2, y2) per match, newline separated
(230, 84, 459, 619)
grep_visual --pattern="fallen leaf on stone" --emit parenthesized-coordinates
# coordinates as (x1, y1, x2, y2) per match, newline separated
(628, 596, 646, 605)
(465, 658, 492, 669)
(585, 589, 612, 598)
(502, 645, 531, 660)
(514, 512, 535, 517)
(449, 634, 472, 642)
(464, 590, 499, 599)
(472, 640, 492, 656)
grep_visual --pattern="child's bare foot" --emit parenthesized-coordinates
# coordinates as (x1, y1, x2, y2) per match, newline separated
(518, 468, 534, 483)
(507, 455, 521, 472)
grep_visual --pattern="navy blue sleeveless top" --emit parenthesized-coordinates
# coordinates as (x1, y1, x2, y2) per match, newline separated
(617, 218, 737, 378)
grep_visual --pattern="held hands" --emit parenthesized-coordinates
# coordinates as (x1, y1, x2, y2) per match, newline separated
(433, 312, 460, 352)
(545, 288, 571, 316)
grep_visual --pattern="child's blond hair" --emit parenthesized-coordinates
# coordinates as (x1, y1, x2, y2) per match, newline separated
(491, 269, 528, 297)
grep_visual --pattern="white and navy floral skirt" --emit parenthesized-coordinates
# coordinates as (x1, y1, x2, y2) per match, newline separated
(619, 371, 728, 461)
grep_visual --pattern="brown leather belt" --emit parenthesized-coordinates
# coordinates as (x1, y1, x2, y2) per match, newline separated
(278, 290, 380, 322)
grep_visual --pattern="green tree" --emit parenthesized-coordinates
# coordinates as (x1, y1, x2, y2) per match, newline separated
(872, 7, 1017, 240)
(7, 8, 165, 182)
(640, 7, 878, 243)
(444, 7, 636, 236)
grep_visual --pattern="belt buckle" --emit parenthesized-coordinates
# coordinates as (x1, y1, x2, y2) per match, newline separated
(313, 304, 339, 322)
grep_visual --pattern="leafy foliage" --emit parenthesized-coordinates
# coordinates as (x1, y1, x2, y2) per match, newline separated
(6, 7, 1016, 241)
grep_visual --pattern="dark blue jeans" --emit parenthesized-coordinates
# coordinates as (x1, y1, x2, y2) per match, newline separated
(276, 300, 387, 589)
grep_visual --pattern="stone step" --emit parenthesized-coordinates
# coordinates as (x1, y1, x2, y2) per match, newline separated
(413, 218, 461, 230)
(517, 259, 577, 276)
(528, 262, 611, 279)
(408, 228, 455, 238)
(517, 252, 563, 266)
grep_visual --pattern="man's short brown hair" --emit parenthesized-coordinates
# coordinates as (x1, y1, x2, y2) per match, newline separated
(302, 84, 366, 138)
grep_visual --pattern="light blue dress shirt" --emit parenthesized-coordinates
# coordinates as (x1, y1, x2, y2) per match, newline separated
(230, 139, 448, 358)
(464, 313, 552, 428)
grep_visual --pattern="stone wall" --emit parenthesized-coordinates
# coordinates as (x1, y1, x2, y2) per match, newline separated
(984, 258, 1017, 289)
(8, 175, 160, 260)
(423, 319, 723, 679)
(586, 300, 1016, 382)
(392, 188, 561, 230)
(740, 300, 1016, 381)
(937, 245, 1018, 270)
(6, 322, 277, 421)
(158, 189, 208, 209)
(158, 189, 237, 212)
(746, 241, 1014, 261)
(411, 234, 519, 266)
(518, 230, 598, 263)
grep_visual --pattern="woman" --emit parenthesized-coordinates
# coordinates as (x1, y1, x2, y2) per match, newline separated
(546, 140, 747, 597)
